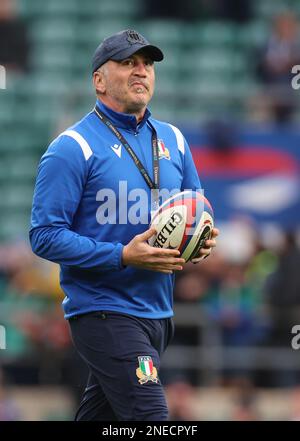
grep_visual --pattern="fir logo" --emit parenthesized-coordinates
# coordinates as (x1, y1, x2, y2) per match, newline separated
(136, 356, 158, 384)
(158, 139, 170, 160)
(126, 30, 146, 46)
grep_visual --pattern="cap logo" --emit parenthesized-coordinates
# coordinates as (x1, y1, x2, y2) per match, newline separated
(126, 30, 146, 46)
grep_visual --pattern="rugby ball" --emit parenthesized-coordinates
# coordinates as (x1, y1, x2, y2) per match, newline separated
(148, 190, 214, 262)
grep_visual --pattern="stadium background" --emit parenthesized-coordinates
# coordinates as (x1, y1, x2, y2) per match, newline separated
(0, 0, 300, 420)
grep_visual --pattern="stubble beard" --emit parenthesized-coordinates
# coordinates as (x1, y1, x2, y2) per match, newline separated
(125, 97, 148, 115)
(109, 82, 152, 115)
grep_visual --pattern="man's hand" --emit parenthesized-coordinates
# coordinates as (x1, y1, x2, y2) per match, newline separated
(122, 228, 185, 274)
(191, 227, 219, 264)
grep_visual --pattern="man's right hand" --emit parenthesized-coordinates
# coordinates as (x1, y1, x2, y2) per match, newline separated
(122, 228, 185, 274)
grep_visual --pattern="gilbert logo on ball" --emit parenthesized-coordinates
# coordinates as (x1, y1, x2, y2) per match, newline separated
(149, 190, 214, 262)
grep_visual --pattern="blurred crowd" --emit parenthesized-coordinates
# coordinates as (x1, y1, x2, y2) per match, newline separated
(0, 0, 29, 73)
(0, 219, 300, 420)
(253, 11, 300, 124)
(164, 222, 300, 420)
(0, 239, 89, 420)
(144, 0, 253, 23)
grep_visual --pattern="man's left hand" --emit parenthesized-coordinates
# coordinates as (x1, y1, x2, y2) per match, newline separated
(191, 227, 219, 264)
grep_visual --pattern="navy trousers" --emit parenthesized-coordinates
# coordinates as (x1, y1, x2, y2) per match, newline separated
(69, 311, 174, 421)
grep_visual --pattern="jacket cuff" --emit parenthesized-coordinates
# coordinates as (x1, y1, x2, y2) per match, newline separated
(115, 243, 126, 270)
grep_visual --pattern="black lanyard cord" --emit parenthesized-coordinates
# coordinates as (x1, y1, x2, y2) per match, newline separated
(93, 106, 160, 197)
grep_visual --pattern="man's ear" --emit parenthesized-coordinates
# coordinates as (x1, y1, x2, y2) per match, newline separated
(93, 70, 106, 95)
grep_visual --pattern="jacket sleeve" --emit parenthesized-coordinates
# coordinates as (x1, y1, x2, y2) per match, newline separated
(29, 135, 124, 272)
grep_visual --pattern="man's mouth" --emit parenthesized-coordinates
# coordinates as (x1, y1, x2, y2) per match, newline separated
(130, 81, 148, 91)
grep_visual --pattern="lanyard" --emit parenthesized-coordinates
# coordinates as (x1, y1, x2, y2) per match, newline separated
(93, 105, 160, 209)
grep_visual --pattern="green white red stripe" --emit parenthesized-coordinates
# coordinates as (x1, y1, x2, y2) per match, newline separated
(138, 356, 153, 376)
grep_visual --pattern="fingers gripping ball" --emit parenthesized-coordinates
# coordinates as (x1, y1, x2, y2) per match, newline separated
(148, 191, 214, 262)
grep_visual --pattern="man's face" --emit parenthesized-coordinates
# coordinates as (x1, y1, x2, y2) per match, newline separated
(94, 50, 155, 115)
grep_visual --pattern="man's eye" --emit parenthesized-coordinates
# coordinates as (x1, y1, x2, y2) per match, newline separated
(145, 59, 154, 66)
(122, 59, 134, 66)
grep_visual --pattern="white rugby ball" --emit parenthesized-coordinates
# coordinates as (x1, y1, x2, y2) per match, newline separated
(148, 190, 214, 262)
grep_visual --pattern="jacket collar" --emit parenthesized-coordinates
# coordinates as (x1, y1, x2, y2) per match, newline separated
(96, 99, 151, 132)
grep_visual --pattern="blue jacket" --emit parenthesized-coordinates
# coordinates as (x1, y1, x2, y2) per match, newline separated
(30, 100, 201, 319)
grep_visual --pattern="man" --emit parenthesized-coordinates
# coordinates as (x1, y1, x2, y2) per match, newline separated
(30, 29, 218, 421)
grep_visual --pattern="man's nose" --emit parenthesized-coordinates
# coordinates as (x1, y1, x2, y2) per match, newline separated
(133, 62, 147, 76)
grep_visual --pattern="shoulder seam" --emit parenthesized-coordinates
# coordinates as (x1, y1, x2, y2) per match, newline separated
(60, 130, 93, 161)
(168, 124, 185, 155)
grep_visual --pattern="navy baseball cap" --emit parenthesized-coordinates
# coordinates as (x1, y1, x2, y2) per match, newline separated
(92, 29, 164, 73)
